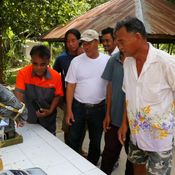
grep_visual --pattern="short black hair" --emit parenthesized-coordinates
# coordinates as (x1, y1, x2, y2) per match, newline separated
(114, 17, 147, 38)
(101, 27, 115, 40)
(65, 28, 81, 42)
(30, 45, 50, 60)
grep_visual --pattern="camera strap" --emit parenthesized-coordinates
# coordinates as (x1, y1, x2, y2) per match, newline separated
(0, 102, 26, 120)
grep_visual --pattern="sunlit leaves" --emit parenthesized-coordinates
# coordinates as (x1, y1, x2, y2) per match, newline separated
(1, 0, 89, 38)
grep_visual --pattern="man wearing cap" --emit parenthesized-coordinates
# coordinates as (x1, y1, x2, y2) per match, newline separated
(65, 29, 110, 165)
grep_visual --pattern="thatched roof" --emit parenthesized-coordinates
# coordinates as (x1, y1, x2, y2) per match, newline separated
(40, 0, 175, 43)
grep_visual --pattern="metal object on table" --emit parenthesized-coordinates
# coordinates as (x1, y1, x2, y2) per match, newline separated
(0, 158, 3, 171)
(0, 84, 28, 148)
(0, 167, 47, 175)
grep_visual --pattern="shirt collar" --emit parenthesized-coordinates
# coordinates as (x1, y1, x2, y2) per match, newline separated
(144, 43, 158, 64)
(111, 47, 119, 56)
(31, 67, 51, 79)
(126, 43, 158, 64)
(113, 51, 123, 63)
(127, 43, 158, 79)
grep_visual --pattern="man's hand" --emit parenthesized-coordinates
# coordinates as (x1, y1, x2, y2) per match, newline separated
(15, 118, 25, 127)
(66, 110, 75, 126)
(103, 114, 111, 132)
(36, 108, 52, 118)
(118, 122, 128, 145)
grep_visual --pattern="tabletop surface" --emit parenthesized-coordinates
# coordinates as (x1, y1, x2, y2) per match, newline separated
(0, 124, 106, 175)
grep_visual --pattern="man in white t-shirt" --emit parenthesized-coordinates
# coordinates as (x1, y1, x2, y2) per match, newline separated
(65, 29, 109, 165)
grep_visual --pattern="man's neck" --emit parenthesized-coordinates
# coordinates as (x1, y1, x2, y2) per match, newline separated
(134, 42, 149, 63)
(68, 50, 77, 56)
(135, 42, 149, 77)
(87, 51, 99, 59)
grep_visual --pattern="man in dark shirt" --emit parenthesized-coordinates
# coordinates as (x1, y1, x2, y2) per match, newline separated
(53, 29, 82, 98)
(101, 50, 133, 174)
(53, 29, 84, 144)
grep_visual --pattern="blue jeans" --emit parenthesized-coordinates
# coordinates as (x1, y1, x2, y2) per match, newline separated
(68, 99, 105, 165)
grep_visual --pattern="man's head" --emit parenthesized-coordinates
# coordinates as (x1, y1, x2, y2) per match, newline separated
(65, 28, 81, 55)
(101, 27, 117, 55)
(114, 17, 147, 57)
(30, 45, 50, 77)
(80, 29, 99, 58)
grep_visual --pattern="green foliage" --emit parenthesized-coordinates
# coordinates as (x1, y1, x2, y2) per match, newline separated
(51, 42, 64, 63)
(1, 0, 110, 83)
(3, 28, 26, 66)
(167, 0, 175, 3)
(0, 0, 90, 83)
(5, 69, 19, 85)
(1, 0, 174, 84)
(86, 0, 108, 8)
(160, 44, 175, 55)
(1, 0, 90, 38)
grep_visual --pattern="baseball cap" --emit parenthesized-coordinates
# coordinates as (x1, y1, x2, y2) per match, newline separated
(80, 29, 99, 42)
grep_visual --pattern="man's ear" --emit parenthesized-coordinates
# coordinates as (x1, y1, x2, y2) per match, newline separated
(135, 32, 143, 40)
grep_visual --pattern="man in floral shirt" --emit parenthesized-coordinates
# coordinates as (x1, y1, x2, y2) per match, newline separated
(116, 17, 175, 175)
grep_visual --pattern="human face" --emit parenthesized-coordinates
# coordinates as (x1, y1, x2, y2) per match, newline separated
(82, 40, 99, 58)
(101, 33, 116, 54)
(115, 27, 139, 57)
(66, 33, 79, 54)
(31, 56, 49, 77)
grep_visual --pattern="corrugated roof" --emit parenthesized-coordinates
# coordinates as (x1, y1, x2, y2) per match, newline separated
(40, 0, 175, 43)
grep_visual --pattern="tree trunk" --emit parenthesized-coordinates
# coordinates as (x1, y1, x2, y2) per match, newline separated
(0, 0, 5, 83)
(0, 33, 5, 83)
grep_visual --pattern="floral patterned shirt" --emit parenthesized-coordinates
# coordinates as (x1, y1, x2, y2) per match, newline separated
(123, 43, 175, 151)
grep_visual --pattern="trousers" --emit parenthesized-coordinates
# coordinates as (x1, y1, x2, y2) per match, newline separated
(68, 99, 105, 165)
(101, 124, 134, 175)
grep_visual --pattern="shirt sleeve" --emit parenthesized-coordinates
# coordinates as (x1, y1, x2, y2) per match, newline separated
(165, 55, 175, 91)
(65, 60, 77, 83)
(101, 56, 114, 81)
(55, 73, 64, 96)
(15, 69, 26, 92)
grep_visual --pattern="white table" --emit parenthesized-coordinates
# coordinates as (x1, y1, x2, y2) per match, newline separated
(0, 124, 106, 175)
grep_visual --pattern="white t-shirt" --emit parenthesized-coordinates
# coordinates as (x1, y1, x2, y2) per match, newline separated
(123, 43, 175, 152)
(65, 52, 109, 104)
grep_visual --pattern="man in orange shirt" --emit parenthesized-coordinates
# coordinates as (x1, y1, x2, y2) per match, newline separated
(15, 45, 63, 135)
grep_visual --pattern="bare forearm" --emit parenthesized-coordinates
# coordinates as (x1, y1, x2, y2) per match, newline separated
(49, 96, 61, 113)
(14, 90, 24, 102)
(118, 100, 129, 144)
(122, 100, 129, 126)
(66, 83, 76, 112)
(106, 82, 112, 116)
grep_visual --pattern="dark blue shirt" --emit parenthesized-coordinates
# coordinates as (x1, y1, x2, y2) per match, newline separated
(101, 52, 125, 127)
(53, 51, 75, 97)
